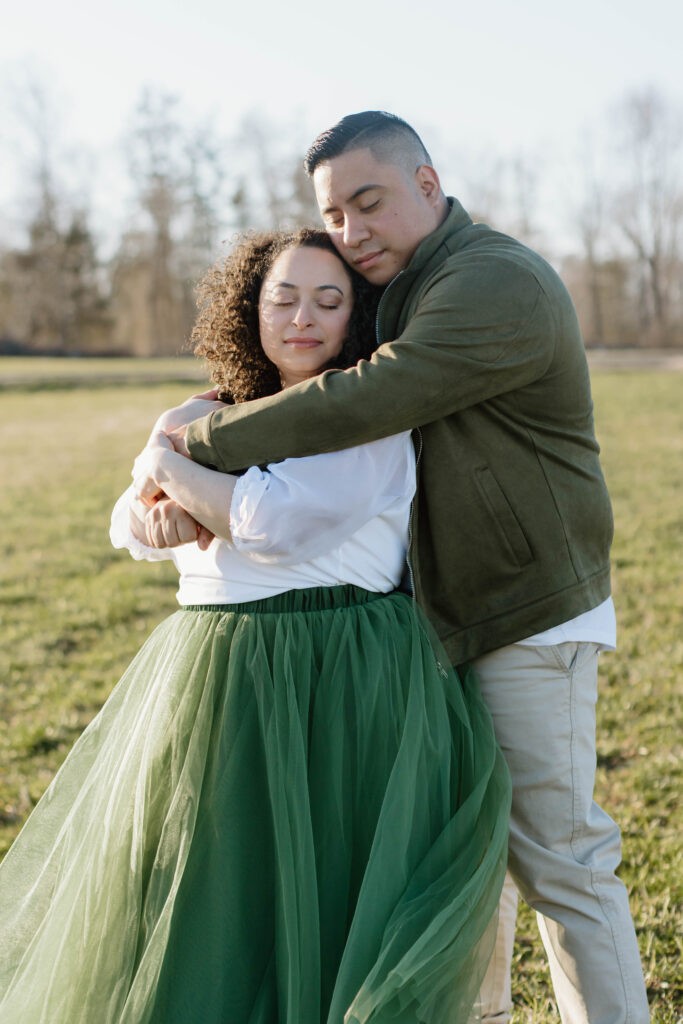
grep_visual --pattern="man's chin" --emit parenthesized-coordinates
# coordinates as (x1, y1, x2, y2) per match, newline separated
(355, 259, 396, 286)
(363, 268, 396, 287)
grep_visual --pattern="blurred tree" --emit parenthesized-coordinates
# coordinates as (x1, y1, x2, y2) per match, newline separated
(3, 74, 681, 355)
(112, 89, 227, 355)
(228, 113, 320, 231)
(183, 131, 224, 276)
(612, 88, 683, 346)
(562, 254, 640, 348)
(0, 77, 108, 352)
(573, 136, 608, 345)
(457, 147, 545, 253)
(116, 90, 186, 355)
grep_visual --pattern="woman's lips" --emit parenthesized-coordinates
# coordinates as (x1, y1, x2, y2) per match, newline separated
(284, 337, 322, 348)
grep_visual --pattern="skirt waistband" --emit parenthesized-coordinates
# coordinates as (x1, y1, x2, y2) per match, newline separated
(181, 584, 401, 616)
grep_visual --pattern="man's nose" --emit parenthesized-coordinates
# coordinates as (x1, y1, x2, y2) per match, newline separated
(342, 213, 371, 248)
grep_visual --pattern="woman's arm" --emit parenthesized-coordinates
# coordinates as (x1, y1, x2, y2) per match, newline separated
(228, 431, 415, 565)
(133, 430, 414, 566)
(133, 432, 238, 542)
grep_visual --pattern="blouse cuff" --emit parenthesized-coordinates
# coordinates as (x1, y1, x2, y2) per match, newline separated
(109, 486, 175, 562)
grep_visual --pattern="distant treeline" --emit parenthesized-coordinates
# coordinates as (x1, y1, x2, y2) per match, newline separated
(1, 85, 682, 355)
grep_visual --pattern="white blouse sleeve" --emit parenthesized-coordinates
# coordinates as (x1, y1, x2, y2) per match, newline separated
(229, 431, 415, 565)
(109, 485, 178, 563)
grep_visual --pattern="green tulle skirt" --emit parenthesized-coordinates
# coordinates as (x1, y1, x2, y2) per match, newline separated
(0, 585, 510, 1023)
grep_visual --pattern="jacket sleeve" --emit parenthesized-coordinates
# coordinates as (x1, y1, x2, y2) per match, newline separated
(186, 259, 554, 474)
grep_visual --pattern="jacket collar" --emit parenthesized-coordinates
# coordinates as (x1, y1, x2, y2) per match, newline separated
(402, 197, 472, 275)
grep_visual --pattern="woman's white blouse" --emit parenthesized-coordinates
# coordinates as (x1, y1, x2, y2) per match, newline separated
(110, 432, 416, 605)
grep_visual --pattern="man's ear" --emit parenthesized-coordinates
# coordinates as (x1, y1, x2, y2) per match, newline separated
(415, 164, 442, 206)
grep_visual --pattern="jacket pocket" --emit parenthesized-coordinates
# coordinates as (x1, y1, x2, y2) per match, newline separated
(474, 466, 534, 568)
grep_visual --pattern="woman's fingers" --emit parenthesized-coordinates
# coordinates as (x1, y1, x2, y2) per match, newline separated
(174, 506, 202, 544)
(132, 444, 166, 505)
(196, 525, 216, 551)
(129, 497, 151, 544)
(144, 499, 201, 548)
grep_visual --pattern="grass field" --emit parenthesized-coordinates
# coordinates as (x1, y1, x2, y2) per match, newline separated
(0, 368, 681, 1021)
(0, 355, 207, 390)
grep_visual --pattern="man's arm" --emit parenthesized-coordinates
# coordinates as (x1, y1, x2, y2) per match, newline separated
(186, 262, 554, 474)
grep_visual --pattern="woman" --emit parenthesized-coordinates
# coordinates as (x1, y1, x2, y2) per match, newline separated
(0, 229, 509, 1024)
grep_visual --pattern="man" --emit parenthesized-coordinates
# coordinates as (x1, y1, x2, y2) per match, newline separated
(145, 112, 649, 1023)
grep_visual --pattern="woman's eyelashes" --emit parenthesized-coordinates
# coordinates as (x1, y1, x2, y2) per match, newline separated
(271, 299, 340, 311)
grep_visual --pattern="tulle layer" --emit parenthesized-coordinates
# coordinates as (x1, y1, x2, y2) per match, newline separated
(0, 586, 510, 1023)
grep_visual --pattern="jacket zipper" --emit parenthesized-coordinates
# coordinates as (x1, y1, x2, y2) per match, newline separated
(406, 427, 423, 602)
(376, 271, 446, 676)
(375, 270, 419, 599)
(406, 427, 447, 680)
(374, 269, 405, 346)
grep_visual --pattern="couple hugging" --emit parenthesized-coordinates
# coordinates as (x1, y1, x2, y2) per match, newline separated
(0, 111, 649, 1024)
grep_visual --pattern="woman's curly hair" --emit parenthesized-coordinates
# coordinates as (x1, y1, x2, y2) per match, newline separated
(191, 228, 382, 403)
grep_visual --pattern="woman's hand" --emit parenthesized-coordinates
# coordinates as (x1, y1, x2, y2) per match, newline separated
(129, 495, 155, 544)
(144, 498, 202, 548)
(129, 495, 215, 550)
(131, 429, 237, 545)
(133, 431, 174, 506)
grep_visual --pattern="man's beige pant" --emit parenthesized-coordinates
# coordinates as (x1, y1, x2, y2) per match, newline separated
(472, 642, 650, 1024)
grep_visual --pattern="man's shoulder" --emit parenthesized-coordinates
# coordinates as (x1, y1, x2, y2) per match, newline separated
(425, 221, 571, 313)
(384, 201, 577, 339)
(420, 235, 546, 309)
(443, 218, 549, 273)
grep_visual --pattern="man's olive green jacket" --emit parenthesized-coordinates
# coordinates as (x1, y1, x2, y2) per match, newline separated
(187, 199, 613, 665)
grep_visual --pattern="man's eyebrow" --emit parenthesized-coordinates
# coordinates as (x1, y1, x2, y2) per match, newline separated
(272, 281, 344, 296)
(321, 184, 381, 215)
(349, 184, 381, 202)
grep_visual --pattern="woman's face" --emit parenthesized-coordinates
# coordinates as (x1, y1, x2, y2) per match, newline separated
(258, 246, 354, 389)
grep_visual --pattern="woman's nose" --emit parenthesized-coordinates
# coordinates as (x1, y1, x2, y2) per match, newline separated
(292, 303, 314, 329)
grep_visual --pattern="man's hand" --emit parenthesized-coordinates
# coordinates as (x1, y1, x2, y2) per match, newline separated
(166, 424, 189, 458)
(130, 496, 215, 550)
(152, 389, 226, 437)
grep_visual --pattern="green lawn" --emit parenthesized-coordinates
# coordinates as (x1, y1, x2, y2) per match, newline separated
(0, 371, 681, 1021)
(0, 355, 207, 389)
(512, 373, 683, 1023)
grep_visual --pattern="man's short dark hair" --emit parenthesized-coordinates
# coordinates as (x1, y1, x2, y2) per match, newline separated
(304, 111, 432, 177)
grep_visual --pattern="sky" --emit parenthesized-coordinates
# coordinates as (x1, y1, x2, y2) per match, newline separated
(1, 0, 682, 256)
